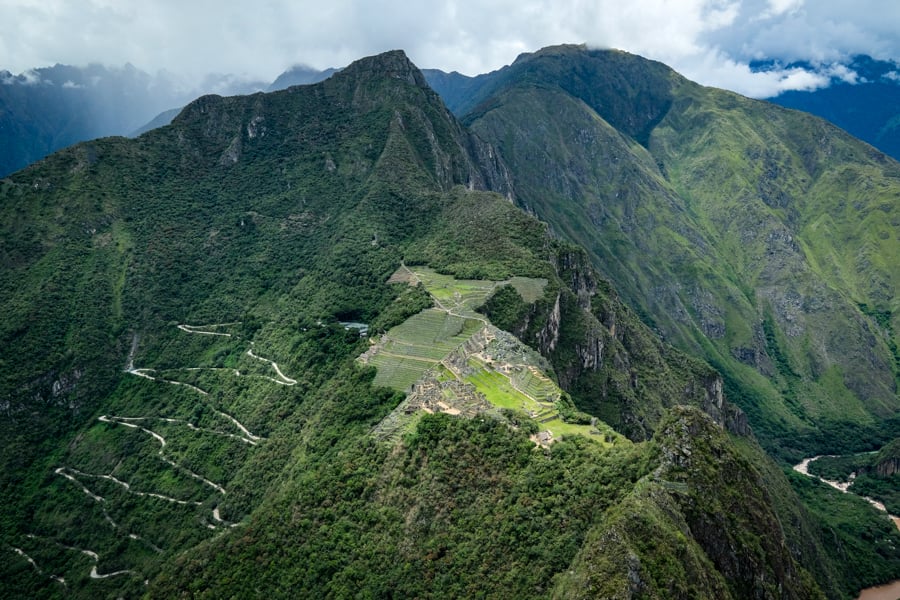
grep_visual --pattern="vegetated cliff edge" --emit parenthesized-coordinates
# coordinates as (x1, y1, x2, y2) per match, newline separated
(454, 44, 900, 461)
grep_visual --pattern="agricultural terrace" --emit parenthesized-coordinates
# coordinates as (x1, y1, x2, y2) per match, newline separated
(366, 308, 483, 391)
(365, 266, 613, 445)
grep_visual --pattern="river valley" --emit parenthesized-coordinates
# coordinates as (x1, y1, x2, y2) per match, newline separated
(793, 455, 900, 599)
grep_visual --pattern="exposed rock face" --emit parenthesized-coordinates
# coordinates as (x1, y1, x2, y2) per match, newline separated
(554, 407, 820, 599)
(875, 458, 900, 478)
(17, 367, 85, 411)
(463, 130, 516, 201)
(341, 50, 516, 196)
(557, 249, 598, 310)
(653, 407, 815, 600)
(689, 374, 751, 437)
(868, 439, 900, 477)
(577, 335, 604, 370)
(51, 368, 84, 398)
(536, 293, 561, 353)
(172, 49, 516, 201)
(462, 43, 900, 453)
(524, 245, 750, 440)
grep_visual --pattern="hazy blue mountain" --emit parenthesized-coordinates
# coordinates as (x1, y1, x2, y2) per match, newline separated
(421, 68, 495, 114)
(129, 107, 182, 137)
(763, 55, 900, 161)
(0, 64, 266, 176)
(132, 65, 340, 136)
(267, 64, 338, 91)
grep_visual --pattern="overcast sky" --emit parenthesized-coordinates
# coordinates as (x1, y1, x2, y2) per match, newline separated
(1, 0, 899, 97)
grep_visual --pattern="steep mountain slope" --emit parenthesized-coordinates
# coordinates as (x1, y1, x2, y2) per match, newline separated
(462, 45, 900, 460)
(1, 49, 897, 598)
(131, 66, 339, 137)
(0, 49, 506, 597)
(763, 55, 900, 162)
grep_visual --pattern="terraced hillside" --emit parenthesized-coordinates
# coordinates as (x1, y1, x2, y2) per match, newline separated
(364, 266, 615, 445)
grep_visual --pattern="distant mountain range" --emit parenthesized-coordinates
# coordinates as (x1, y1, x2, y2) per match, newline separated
(4, 53, 900, 178)
(0, 63, 323, 176)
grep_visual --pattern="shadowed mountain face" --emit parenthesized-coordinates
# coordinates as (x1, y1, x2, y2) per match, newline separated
(458, 44, 900, 460)
(1, 49, 899, 599)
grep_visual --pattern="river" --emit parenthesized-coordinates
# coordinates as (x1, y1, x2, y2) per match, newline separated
(792, 455, 900, 600)
(858, 579, 900, 600)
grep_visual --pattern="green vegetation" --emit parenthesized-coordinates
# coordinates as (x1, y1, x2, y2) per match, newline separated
(463, 45, 900, 463)
(1, 47, 897, 599)
(791, 469, 900, 595)
(805, 443, 900, 514)
(362, 265, 607, 445)
(808, 454, 873, 482)
(479, 283, 530, 332)
(851, 474, 900, 515)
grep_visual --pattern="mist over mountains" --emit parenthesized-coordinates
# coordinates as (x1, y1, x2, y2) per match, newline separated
(3, 51, 900, 179)
(0, 64, 269, 176)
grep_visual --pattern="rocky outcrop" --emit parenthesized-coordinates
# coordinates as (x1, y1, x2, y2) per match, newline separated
(555, 407, 819, 599)
(536, 293, 561, 354)
(689, 374, 751, 437)
(869, 438, 900, 477)
(874, 458, 900, 478)
(555, 248, 598, 310)
(522, 244, 751, 441)
(653, 407, 817, 599)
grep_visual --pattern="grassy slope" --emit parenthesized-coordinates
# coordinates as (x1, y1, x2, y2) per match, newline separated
(465, 46, 900, 461)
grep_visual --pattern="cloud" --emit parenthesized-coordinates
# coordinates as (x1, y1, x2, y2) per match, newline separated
(676, 50, 833, 97)
(18, 69, 45, 86)
(755, 0, 803, 20)
(0, 0, 897, 97)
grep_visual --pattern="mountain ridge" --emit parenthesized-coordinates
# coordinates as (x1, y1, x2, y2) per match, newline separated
(459, 44, 900, 460)
(1, 47, 898, 598)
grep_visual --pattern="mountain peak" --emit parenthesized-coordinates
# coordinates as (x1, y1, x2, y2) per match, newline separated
(339, 49, 429, 89)
(510, 43, 590, 65)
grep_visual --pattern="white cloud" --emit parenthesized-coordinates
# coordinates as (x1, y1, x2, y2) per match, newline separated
(825, 64, 860, 85)
(19, 69, 45, 85)
(755, 0, 803, 20)
(676, 49, 832, 97)
(0, 1, 897, 97)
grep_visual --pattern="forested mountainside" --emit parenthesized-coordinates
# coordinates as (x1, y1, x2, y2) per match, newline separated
(1, 49, 898, 598)
(442, 45, 900, 462)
